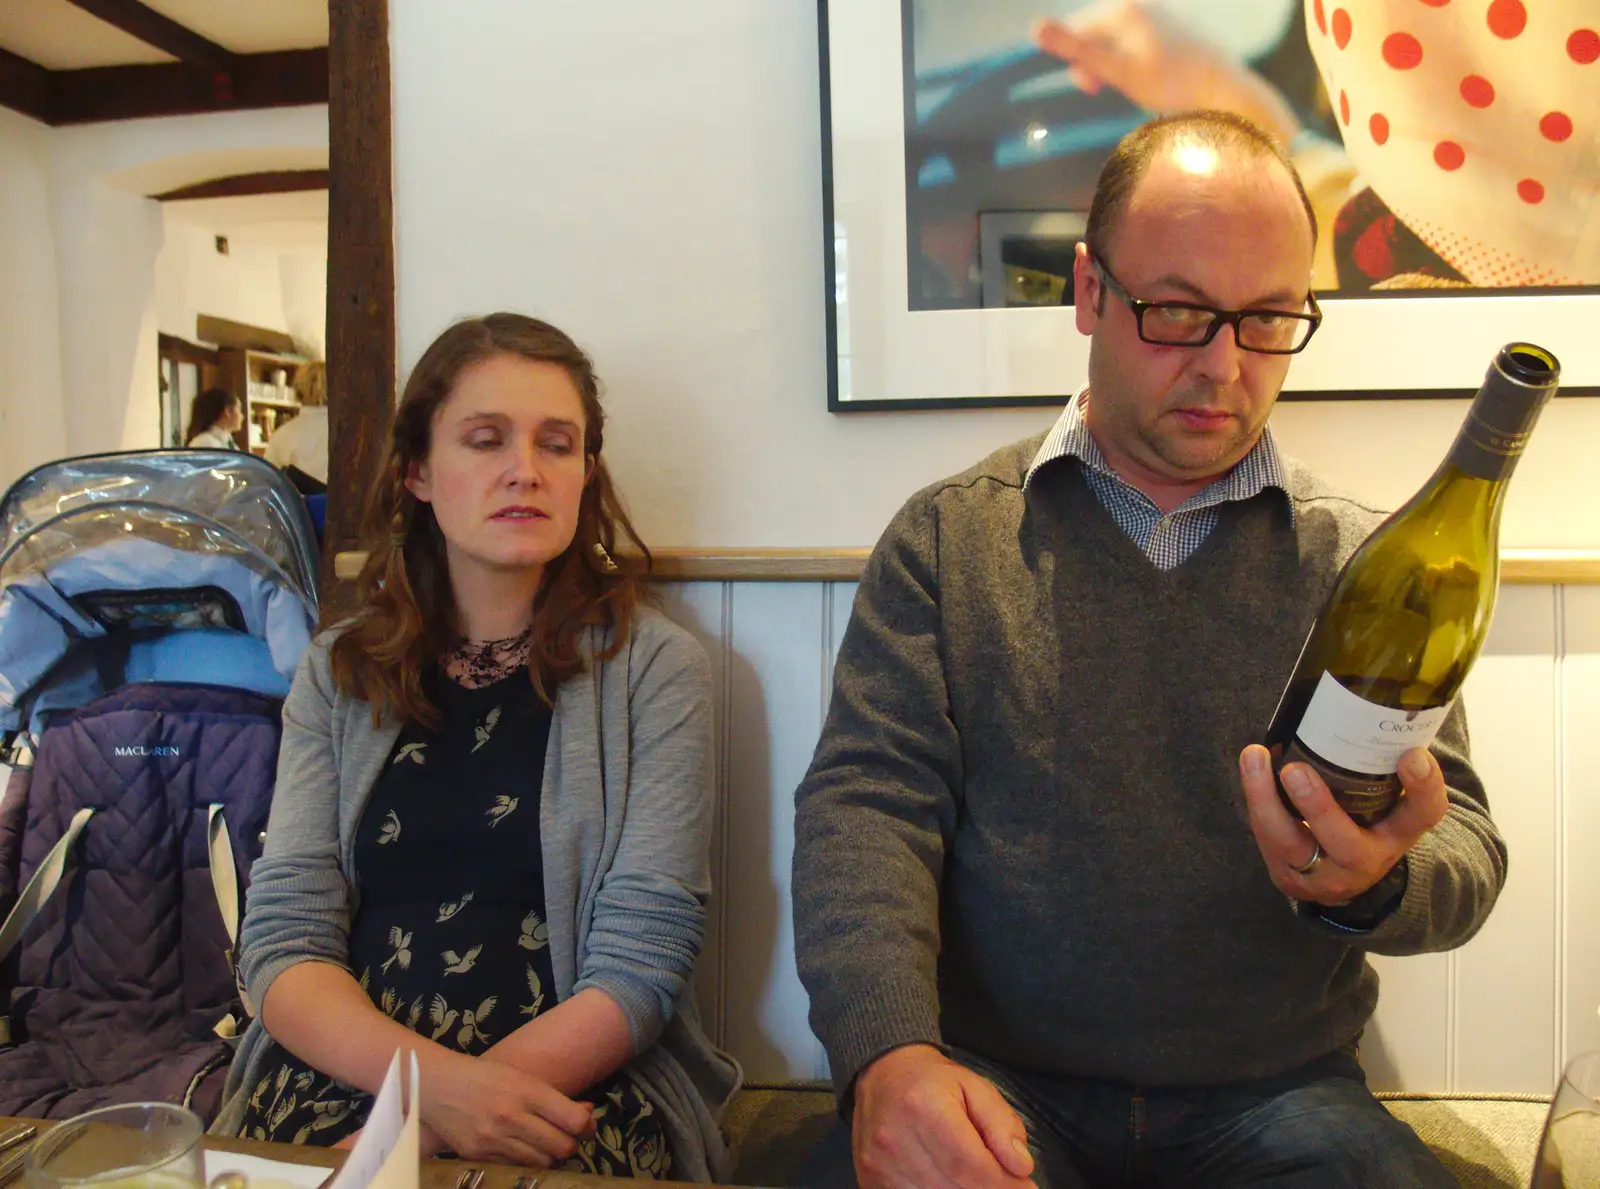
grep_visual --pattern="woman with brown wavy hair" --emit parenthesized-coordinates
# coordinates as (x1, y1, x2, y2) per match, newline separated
(213, 314, 740, 1181)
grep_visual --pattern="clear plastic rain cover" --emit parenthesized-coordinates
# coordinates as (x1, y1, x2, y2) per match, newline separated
(0, 449, 320, 606)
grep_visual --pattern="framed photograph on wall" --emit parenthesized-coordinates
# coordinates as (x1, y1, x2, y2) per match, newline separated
(819, 0, 1600, 409)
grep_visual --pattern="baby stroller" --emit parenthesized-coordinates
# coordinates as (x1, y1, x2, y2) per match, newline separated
(0, 449, 319, 1120)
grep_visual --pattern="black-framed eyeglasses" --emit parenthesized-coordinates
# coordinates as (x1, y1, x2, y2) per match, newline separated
(1094, 259, 1322, 355)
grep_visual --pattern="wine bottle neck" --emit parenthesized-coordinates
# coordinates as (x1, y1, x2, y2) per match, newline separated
(1447, 374, 1551, 482)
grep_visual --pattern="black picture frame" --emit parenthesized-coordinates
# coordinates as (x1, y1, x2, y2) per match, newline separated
(818, 0, 1600, 410)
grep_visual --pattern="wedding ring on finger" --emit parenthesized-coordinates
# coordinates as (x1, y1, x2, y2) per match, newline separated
(1288, 840, 1323, 876)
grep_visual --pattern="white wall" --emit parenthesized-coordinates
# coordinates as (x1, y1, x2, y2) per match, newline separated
(390, 1, 1600, 551)
(391, 2, 1055, 550)
(0, 108, 67, 487)
(279, 249, 327, 361)
(51, 175, 166, 459)
(156, 220, 293, 344)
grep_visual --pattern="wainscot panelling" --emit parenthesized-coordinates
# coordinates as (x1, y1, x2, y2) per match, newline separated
(1448, 585, 1559, 1094)
(1364, 583, 1561, 1093)
(1560, 585, 1600, 1065)
(667, 580, 1597, 1097)
(724, 583, 833, 1082)
(655, 583, 731, 1050)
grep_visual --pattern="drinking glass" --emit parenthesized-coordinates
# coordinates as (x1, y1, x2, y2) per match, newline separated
(25, 1103, 204, 1189)
(1532, 1051, 1600, 1188)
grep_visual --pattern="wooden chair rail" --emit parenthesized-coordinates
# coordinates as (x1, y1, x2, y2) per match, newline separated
(331, 548, 1600, 585)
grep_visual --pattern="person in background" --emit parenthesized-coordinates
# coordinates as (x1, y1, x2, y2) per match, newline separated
(186, 388, 243, 449)
(266, 361, 331, 489)
(793, 112, 1503, 1189)
(213, 313, 740, 1180)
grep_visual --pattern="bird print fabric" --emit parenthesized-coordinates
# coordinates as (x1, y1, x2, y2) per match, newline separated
(234, 661, 675, 1176)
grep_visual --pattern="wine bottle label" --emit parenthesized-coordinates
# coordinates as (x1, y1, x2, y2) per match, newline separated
(1295, 671, 1452, 777)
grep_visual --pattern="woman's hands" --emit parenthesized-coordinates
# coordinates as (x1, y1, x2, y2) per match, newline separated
(417, 1047, 595, 1168)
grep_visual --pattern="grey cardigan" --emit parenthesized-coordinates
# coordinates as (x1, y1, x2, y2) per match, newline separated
(213, 607, 742, 1181)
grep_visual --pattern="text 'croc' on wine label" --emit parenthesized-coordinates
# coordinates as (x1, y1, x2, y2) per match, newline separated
(1296, 671, 1452, 777)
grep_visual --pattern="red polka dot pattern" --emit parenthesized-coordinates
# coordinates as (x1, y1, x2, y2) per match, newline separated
(1332, 8, 1352, 49)
(1369, 113, 1390, 144)
(1419, 0, 1450, 6)
(1487, 0, 1526, 40)
(1540, 111, 1573, 142)
(1340, 90, 1350, 125)
(1434, 141, 1465, 170)
(1313, 0, 1327, 36)
(1569, 29, 1600, 64)
(1518, 179, 1545, 204)
(1459, 74, 1494, 106)
(1405, 214, 1574, 286)
(1383, 32, 1424, 69)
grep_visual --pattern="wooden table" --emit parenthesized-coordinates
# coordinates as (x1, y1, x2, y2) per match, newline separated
(2, 1119, 729, 1189)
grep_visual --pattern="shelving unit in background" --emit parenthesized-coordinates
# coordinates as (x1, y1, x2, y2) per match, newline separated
(197, 314, 309, 457)
(219, 348, 306, 455)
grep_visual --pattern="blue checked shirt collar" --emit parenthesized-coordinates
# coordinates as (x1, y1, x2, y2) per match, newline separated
(1024, 388, 1293, 569)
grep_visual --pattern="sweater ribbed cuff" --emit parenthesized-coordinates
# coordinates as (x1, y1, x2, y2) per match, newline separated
(1298, 833, 1437, 945)
(574, 971, 664, 1054)
(821, 977, 943, 1097)
(1375, 828, 1439, 941)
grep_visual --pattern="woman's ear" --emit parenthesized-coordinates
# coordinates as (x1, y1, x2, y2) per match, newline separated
(404, 457, 432, 503)
(584, 453, 597, 486)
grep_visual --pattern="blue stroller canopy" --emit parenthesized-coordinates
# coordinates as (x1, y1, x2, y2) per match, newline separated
(0, 450, 321, 737)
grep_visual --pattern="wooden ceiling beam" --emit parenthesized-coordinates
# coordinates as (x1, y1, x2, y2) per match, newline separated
(47, 48, 327, 125)
(60, 0, 237, 76)
(153, 169, 329, 202)
(0, 46, 52, 123)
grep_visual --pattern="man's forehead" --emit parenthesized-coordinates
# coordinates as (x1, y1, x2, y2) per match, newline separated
(1133, 145, 1298, 209)
(1105, 160, 1314, 300)
(1117, 155, 1313, 249)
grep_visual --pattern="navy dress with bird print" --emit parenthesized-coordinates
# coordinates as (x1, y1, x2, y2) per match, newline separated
(236, 641, 674, 1179)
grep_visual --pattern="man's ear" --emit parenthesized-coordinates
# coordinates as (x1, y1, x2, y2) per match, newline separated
(403, 457, 431, 503)
(1073, 243, 1102, 336)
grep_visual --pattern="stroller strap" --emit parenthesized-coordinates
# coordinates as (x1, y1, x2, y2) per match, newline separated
(0, 807, 95, 1044)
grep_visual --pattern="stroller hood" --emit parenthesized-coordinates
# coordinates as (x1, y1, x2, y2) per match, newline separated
(0, 451, 320, 736)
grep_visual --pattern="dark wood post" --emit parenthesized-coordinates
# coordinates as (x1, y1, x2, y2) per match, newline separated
(325, 0, 395, 600)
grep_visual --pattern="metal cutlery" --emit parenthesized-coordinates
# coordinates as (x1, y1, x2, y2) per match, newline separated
(0, 1124, 38, 1189)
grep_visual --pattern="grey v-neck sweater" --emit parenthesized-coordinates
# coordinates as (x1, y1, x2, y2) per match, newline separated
(793, 434, 1506, 1094)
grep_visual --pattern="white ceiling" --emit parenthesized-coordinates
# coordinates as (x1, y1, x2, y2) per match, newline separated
(143, 0, 327, 54)
(0, 0, 326, 70)
(0, 0, 173, 69)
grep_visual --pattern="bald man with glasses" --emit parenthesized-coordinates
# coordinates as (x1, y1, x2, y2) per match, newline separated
(793, 111, 1501, 1189)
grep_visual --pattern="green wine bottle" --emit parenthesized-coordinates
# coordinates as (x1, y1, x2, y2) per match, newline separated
(1264, 342, 1560, 826)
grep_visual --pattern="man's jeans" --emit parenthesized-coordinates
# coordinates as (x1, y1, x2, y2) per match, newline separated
(802, 1046, 1459, 1188)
